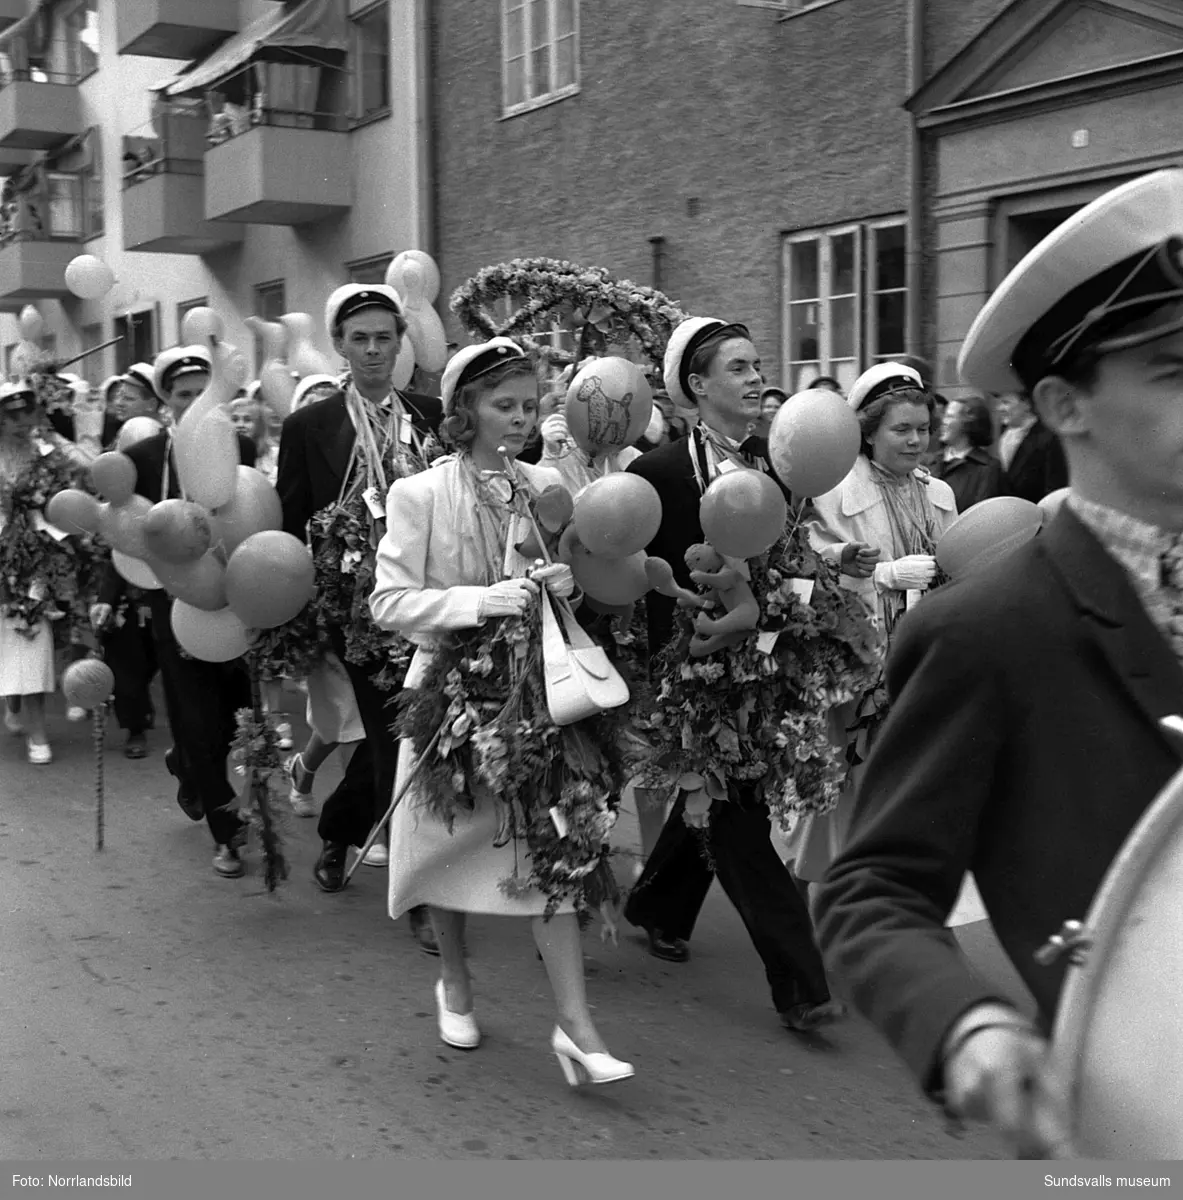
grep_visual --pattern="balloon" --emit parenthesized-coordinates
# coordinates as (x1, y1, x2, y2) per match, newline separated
(17, 304, 42, 342)
(245, 315, 288, 362)
(99, 494, 153, 560)
(565, 358, 653, 458)
(180, 306, 225, 345)
(155, 552, 228, 611)
(699, 469, 788, 559)
(259, 361, 298, 420)
(281, 313, 336, 377)
(90, 451, 137, 505)
(220, 343, 250, 390)
(387, 250, 441, 302)
(769, 388, 862, 497)
(1038, 487, 1071, 522)
(173, 406, 240, 511)
(404, 309, 448, 374)
(392, 336, 415, 390)
(61, 658, 114, 709)
(936, 496, 1043, 580)
(171, 600, 249, 663)
(142, 499, 212, 565)
(568, 545, 651, 606)
(572, 473, 663, 559)
(111, 549, 161, 590)
(114, 416, 163, 451)
(45, 488, 101, 535)
(210, 467, 283, 557)
(224, 531, 315, 629)
(64, 254, 115, 300)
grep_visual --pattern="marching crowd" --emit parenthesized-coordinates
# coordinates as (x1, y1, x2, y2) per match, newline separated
(4, 166, 1183, 1157)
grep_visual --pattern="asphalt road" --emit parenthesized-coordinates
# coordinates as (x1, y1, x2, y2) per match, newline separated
(1, 690, 1015, 1160)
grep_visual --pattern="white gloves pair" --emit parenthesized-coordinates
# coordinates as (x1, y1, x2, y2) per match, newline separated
(872, 554, 938, 592)
(539, 413, 570, 456)
(476, 564, 576, 620)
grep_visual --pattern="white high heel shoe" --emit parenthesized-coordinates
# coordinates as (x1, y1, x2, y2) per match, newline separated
(435, 979, 480, 1050)
(551, 1026, 633, 1086)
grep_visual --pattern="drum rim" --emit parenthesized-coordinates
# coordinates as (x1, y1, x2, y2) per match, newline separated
(1048, 762, 1183, 1134)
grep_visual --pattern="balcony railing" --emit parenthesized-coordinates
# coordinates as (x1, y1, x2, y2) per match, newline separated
(0, 38, 96, 90)
(122, 106, 207, 190)
(0, 227, 83, 309)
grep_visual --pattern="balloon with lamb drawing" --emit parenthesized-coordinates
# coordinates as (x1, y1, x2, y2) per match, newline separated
(62, 658, 114, 710)
(564, 357, 653, 458)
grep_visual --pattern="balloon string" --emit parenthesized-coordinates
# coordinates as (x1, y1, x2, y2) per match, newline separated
(93, 702, 105, 851)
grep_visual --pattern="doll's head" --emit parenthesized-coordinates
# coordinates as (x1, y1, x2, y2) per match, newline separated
(684, 543, 724, 574)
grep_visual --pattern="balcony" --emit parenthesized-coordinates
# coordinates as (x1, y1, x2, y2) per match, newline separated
(122, 110, 244, 255)
(117, 0, 239, 61)
(204, 110, 351, 226)
(0, 232, 81, 311)
(0, 1, 24, 32)
(0, 75, 82, 153)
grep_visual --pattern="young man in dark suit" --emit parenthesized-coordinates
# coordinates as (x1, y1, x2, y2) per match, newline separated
(98, 345, 258, 877)
(276, 284, 442, 952)
(814, 169, 1183, 1157)
(997, 390, 1068, 503)
(623, 317, 840, 1033)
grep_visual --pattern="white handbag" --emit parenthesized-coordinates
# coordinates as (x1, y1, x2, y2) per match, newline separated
(540, 587, 631, 726)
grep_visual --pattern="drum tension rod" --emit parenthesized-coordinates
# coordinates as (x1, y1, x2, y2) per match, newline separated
(1034, 920, 1092, 967)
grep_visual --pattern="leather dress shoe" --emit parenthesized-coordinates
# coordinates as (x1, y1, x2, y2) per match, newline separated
(409, 905, 440, 956)
(165, 747, 203, 821)
(642, 927, 689, 963)
(124, 732, 147, 760)
(313, 841, 348, 892)
(779, 999, 847, 1033)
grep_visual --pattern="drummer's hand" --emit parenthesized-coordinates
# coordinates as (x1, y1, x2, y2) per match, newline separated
(945, 1025, 1077, 1159)
(89, 603, 113, 631)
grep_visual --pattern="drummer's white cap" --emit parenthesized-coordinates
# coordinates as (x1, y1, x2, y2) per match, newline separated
(439, 337, 526, 415)
(153, 345, 212, 400)
(960, 169, 1183, 394)
(324, 284, 405, 340)
(662, 317, 751, 408)
(847, 361, 925, 413)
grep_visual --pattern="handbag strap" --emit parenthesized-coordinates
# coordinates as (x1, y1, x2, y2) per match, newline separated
(540, 586, 575, 678)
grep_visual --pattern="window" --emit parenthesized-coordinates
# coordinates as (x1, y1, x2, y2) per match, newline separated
(351, 3, 390, 124)
(348, 254, 393, 286)
(45, 172, 83, 239)
(781, 219, 908, 394)
(253, 280, 286, 370)
(114, 311, 155, 375)
(62, 0, 99, 82)
(501, 0, 579, 116)
(83, 128, 102, 238)
(176, 296, 209, 343)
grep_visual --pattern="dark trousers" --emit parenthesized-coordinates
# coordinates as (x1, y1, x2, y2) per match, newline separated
(624, 787, 831, 1012)
(102, 611, 157, 734)
(149, 594, 249, 847)
(316, 630, 401, 849)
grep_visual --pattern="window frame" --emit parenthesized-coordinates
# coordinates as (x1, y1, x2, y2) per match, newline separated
(500, 0, 581, 119)
(347, 253, 394, 286)
(349, 0, 392, 128)
(114, 310, 157, 375)
(252, 280, 287, 372)
(781, 218, 910, 392)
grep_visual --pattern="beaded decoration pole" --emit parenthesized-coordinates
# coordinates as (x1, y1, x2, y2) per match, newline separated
(93, 699, 106, 851)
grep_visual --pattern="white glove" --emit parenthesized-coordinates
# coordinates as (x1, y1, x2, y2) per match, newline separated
(532, 562, 575, 599)
(477, 578, 539, 620)
(873, 554, 937, 592)
(539, 413, 570, 456)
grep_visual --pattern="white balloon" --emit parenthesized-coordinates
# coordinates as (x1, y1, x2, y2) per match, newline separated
(17, 305, 43, 342)
(115, 416, 163, 451)
(405, 308, 448, 373)
(64, 255, 116, 300)
(392, 336, 415, 390)
(180, 306, 225, 346)
(112, 548, 161, 590)
(387, 250, 441, 302)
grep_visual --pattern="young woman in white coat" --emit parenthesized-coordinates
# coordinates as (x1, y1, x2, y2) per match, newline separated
(369, 338, 634, 1087)
(792, 363, 958, 879)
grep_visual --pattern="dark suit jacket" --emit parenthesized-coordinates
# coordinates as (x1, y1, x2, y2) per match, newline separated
(47, 408, 122, 449)
(276, 388, 442, 543)
(932, 447, 1005, 514)
(98, 430, 257, 608)
(813, 508, 1183, 1095)
(1003, 421, 1068, 503)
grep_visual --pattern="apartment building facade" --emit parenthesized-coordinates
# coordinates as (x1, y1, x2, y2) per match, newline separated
(429, 0, 1183, 396)
(0, 0, 428, 387)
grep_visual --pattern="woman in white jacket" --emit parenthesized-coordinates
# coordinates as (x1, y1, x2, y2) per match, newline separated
(369, 339, 633, 1088)
(791, 363, 958, 880)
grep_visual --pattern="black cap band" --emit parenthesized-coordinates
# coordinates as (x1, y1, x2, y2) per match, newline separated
(454, 342, 524, 393)
(124, 368, 154, 394)
(1013, 236, 1183, 387)
(161, 356, 208, 393)
(679, 321, 750, 402)
(0, 387, 36, 414)
(335, 289, 401, 329)
(857, 376, 927, 412)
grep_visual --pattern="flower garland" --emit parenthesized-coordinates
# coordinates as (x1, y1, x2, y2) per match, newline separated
(450, 257, 688, 371)
(397, 601, 626, 922)
(0, 436, 101, 643)
(634, 515, 884, 833)
(228, 699, 290, 891)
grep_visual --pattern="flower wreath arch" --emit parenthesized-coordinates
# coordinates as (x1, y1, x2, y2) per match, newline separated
(450, 257, 688, 371)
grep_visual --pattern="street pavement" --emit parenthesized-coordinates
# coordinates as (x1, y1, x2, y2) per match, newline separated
(1, 688, 1018, 1160)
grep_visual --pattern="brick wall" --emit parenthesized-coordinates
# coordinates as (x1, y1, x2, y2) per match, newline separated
(431, 0, 917, 386)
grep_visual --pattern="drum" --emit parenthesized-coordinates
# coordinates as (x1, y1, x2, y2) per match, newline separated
(1047, 760, 1183, 1158)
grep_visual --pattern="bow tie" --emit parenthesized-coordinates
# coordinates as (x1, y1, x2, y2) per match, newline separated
(737, 435, 768, 464)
